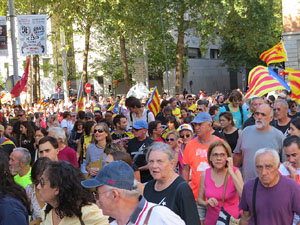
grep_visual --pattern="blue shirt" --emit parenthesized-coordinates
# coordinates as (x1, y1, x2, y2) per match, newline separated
(216, 105, 250, 129)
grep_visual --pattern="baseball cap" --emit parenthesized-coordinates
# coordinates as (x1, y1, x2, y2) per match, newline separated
(81, 161, 136, 190)
(133, 120, 148, 129)
(178, 123, 193, 133)
(191, 112, 212, 124)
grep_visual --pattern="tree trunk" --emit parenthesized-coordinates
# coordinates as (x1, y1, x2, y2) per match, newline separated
(82, 23, 91, 85)
(175, 5, 185, 94)
(32, 55, 39, 102)
(120, 34, 130, 92)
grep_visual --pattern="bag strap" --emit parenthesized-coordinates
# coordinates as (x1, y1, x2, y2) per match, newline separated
(143, 205, 159, 225)
(252, 177, 259, 225)
(221, 172, 229, 205)
(79, 216, 85, 225)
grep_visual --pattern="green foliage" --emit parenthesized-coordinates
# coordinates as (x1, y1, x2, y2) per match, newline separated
(216, 0, 283, 71)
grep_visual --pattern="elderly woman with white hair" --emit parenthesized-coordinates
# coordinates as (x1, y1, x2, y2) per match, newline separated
(143, 142, 200, 225)
(47, 127, 78, 167)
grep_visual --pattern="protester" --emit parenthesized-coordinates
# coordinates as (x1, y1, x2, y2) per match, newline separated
(33, 127, 48, 162)
(243, 96, 264, 128)
(182, 112, 221, 223)
(37, 161, 109, 224)
(233, 103, 284, 181)
(0, 124, 16, 156)
(81, 160, 185, 225)
(239, 148, 300, 225)
(48, 127, 78, 167)
(0, 150, 31, 224)
(144, 142, 200, 225)
(166, 130, 183, 174)
(86, 122, 112, 177)
(289, 118, 300, 137)
(68, 120, 84, 151)
(38, 136, 59, 161)
(197, 140, 243, 225)
(219, 111, 241, 151)
(9, 147, 32, 188)
(273, 99, 291, 136)
(127, 120, 154, 183)
(19, 121, 36, 164)
(288, 100, 300, 119)
(25, 157, 51, 223)
(111, 114, 134, 147)
(148, 120, 165, 143)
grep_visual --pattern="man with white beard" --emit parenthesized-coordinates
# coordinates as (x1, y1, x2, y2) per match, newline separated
(233, 103, 284, 181)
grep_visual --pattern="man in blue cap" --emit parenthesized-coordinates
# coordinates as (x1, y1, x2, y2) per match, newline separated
(182, 112, 221, 223)
(81, 161, 185, 225)
(127, 120, 154, 183)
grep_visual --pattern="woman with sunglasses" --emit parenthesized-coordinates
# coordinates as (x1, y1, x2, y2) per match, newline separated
(37, 161, 109, 225)
(166, 130, 183, 175)
(86, 122, 112, 178)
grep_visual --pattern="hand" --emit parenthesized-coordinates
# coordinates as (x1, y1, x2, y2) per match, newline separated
(207, 198, 218, 207)
(283, 162, 297, 179)
(226, 157, 234, 175)
(89, 168, 99, 176)
(177, 138, 183, 147)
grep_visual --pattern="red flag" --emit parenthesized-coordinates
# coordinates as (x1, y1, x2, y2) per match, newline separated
(10, 58, 30, 98)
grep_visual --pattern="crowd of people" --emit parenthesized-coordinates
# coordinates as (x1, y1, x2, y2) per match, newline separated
(1, 88, 300, 225)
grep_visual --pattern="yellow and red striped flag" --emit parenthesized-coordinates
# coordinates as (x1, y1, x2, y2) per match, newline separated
(259, 40, 288, 65)
(146, 87, 160, 117)
(286, 68, 300, 104)
(76, 76, 85, 113)
(245, 66, 290, 99)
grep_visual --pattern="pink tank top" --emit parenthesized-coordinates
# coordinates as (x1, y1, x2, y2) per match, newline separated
(204, 167, 240, 225)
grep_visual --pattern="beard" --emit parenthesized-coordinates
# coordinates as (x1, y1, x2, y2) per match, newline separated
(255, 120, 265, 129)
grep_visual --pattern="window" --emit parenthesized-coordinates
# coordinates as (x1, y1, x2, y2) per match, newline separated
(185, 48, 201, 59)
(210, 49, 220, 59)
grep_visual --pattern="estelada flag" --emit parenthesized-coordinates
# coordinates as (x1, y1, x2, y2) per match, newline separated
(76, 75, 84, 113)
(10, 57, 30, 98)
(245, 66, 290, 99)
(145, 87, 160, 117)
(286, 68, 300, 104)
(108, 100, 119, 114)
(259, 40, 288, 65)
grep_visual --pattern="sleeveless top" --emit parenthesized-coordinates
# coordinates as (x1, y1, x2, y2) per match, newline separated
(204, 167, 240, 225)
(223, 129, 239, 151)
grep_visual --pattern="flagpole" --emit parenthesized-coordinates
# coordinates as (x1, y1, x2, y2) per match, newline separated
(76, 73, 84, 113)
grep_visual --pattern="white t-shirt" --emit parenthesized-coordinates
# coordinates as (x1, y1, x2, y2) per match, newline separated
(61, 119, 74, 135)
(126, 108, 155, 130)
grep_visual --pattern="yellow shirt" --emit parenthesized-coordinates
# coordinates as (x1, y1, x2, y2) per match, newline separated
(188, 104, 197, 112)
(172, 108, 181, 118)
(14, 167, 32, 188)
(41, 203, 109, 225)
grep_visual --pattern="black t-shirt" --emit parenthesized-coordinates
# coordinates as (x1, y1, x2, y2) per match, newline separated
(144, 176, 200, 225)
(274, 120, 290, 136)
(127, 137, 154, 183)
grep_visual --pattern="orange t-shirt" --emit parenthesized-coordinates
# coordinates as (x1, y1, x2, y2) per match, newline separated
(183, 135, 221, 201)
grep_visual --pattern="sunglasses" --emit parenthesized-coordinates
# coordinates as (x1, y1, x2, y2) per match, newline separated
(197, 108, 203, 111)
(166, 138, 175, 142)
(94, 129, 104, 133)
(180, 134, 191, 138)
(18, 114, 24, 117)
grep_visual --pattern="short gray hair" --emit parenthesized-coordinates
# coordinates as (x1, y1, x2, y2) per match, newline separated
(104, 179, 140, 198)
(254, 148, 280, 167)
(274, 99, 288, 109)
(48, 127, 66, 143)
(251, 97, 263, 105)
(146, 142, 175, 162)
(13, 147, 31, 165)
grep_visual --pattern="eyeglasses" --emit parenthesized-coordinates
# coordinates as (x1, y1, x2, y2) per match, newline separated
(166, 138, 175, 142)
(197, 108, 203, 111)
(93, 189, 111, 200)
(211, 153, 226, 158)
(94, 129, 104, 133)
(180, 134, 190, 138)
(18, 114, 24, 117)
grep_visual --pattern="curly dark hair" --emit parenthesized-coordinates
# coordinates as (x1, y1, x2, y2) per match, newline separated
(44, 161, 95, 220)
(31, 157, 52, 185)
(84, 121, 96, 136)
(0, 150, 31, 215)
